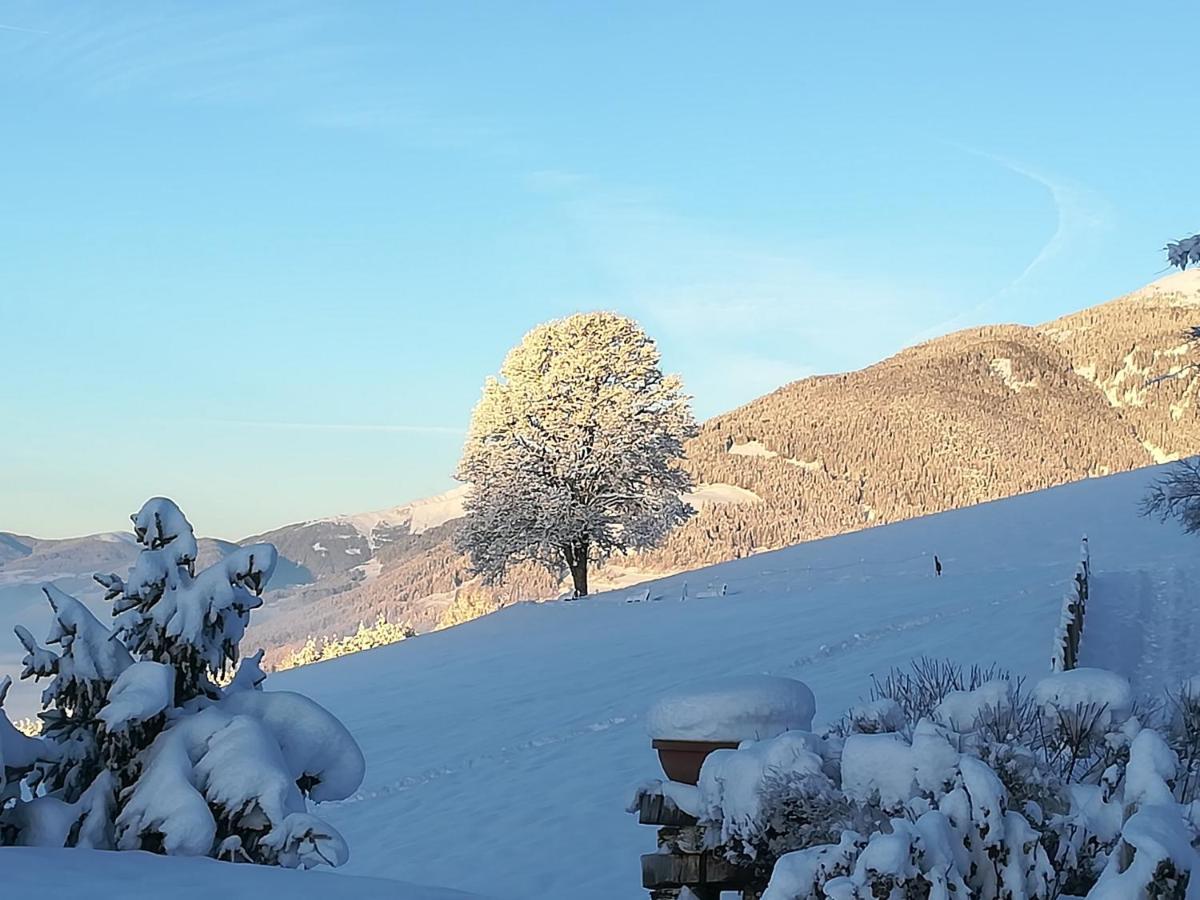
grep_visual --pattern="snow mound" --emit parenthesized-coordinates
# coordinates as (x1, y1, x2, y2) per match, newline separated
(840, 732, 915, 809)
(934, 679, 1012, 732)
(763, 834, 861, 900)
(220, 689, 366, 802)
(1033, 668, 1133, 726)
(1088, 806, 1198, 898)
(647, 675, 816, 742)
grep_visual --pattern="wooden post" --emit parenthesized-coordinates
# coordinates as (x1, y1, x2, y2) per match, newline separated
(637, 792, 756, 898)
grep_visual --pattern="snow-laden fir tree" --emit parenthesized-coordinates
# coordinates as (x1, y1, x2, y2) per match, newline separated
(455, 312, 698, 597)
(0, 498, 365, 867)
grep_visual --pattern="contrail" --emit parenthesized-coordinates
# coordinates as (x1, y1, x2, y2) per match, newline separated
(0, 23, 50, 35)
(905, 145, 1111, 345)
(177, 418, 465, 435)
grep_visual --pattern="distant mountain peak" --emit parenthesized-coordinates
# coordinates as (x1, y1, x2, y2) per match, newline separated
(310, 485, 470, 545)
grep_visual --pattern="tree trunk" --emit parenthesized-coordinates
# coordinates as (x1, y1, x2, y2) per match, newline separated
(565, 539, 589, 598)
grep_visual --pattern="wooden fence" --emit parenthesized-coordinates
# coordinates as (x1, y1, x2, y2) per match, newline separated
(1051, 536, 1090, 671)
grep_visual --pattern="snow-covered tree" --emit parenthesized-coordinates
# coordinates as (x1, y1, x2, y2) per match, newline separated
(0, 498, 365, 868)
(455, 312, 698, 597)
(1166, 234, 1200, 271)
(1143, 457, 1200, 533)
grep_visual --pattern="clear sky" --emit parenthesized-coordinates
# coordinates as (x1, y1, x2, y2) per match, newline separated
(2, 2, 1197, 540)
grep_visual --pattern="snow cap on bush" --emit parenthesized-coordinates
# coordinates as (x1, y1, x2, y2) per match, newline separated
(1033, 668, 1133, 730)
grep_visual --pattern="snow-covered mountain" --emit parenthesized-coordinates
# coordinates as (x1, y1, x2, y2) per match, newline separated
(244, 487, 470, 580)
(7, 271, 1200, 671)
(266, 463, 1199, 899)
(249, 270, 1200, 660)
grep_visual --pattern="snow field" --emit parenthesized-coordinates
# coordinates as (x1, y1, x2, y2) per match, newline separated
(272, 464, 1200, 899)
(0, 847, 490, 899)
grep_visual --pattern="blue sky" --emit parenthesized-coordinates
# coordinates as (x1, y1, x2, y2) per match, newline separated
(2, 2, 1197, 539)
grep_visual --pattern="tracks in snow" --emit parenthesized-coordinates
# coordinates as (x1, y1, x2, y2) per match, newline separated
(335, 597, 991, 807)
(1081, 565, 1200, 696)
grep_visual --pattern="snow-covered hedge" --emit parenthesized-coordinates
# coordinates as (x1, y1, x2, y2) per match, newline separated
(0, 498, 365, 868)
(637, 661, 1200, 899)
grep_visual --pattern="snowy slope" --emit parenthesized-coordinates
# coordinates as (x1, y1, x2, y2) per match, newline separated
(1, 848, 491, 899)
(272, 463, 1200, 900)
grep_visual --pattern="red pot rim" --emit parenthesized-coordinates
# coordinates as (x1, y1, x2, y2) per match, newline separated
(651, 738, 741, 751)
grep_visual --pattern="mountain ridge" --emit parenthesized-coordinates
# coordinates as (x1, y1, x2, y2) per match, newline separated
(5, 270, 1200, 667)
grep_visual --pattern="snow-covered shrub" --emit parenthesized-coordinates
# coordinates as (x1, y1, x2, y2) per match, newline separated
(435, 585, 501, 631)
(737, 769, 861, 882)
(657, 660, 1200, 899)
(753, 737, 1056, 899)
(856, 656, 1013, 737)
(1, 677, 44, 816)
(842, 698, 906, 735)
(1164, 680, 1200, 804)
(0, 498, 365, 868)
(692, 730, 867, 883)
(275, 614, 416, 672)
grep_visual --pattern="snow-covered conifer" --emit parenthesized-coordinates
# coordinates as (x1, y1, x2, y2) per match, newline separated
(455, 312, 697, 596)
(0, 497, 365, 868)
(97, 498, 275, 703)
